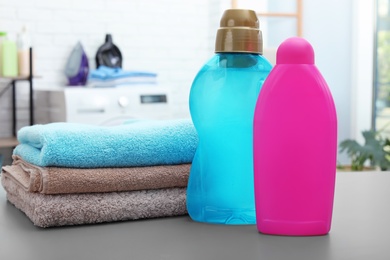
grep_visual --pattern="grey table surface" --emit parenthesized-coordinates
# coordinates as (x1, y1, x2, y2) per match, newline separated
(0, 171, 390, 260)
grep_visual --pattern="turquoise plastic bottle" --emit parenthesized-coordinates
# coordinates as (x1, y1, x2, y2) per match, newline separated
(187, 9, 272, 225)
(254, 37, 337, 235)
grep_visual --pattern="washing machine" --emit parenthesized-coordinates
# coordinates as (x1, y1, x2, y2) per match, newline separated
(35, 86, 174, 126)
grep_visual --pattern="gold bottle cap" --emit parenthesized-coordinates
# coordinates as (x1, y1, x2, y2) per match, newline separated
(215, 9, 263, 54)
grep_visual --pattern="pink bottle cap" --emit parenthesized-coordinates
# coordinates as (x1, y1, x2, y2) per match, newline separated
(276, 37, 315, 65)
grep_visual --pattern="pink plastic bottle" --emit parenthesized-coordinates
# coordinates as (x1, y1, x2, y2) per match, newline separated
(253, 37, 337, 236)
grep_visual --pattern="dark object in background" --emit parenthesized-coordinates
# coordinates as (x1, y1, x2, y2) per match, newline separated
(95, 34, 122, 68)
(64, 42, 89, 86)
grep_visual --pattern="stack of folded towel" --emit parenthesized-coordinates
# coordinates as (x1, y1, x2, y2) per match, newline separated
(1, 119, 198, 228)
(87, 66, 157, 88)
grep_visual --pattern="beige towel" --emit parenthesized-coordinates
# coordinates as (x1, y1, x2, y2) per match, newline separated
(1, 173, 187, 228)
(1, 155, 190, 194)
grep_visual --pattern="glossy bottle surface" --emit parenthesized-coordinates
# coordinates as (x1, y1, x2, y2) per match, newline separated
(187, 53, 272, 224)
(253, 37, 337, 235)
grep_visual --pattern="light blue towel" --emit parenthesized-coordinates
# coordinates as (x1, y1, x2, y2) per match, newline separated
(89, 66, 157, 80)
(13, 119, 198, 168)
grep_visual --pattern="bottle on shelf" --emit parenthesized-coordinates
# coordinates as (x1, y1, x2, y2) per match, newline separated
(0, 32, 18, 77)
(17, 25, 32, 77)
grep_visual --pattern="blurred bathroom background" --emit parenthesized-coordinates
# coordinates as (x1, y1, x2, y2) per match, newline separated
(0, 0, 378, 166)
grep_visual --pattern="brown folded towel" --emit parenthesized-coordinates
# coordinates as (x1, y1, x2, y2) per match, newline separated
(1, 155, 190, 194)
(1, 173, 187, 228)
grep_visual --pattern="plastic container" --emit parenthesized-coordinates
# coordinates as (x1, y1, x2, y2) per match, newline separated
(17, 26, 32, 77)
(1, 33, 18, 77)
(0, 32, 6, 74)
(95, 34, 122, 68)
(187, 9, 272, 225)
(253, 37, 337, 236)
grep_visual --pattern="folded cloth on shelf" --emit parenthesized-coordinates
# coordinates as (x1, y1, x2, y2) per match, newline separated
(89, 66, 157, 80)
(87, 77, 157, 88)
(87, 66, 157, 88)
(13, 119, 198, 168)
(2, 156, 191, 194)
(1, 174, 187, 228)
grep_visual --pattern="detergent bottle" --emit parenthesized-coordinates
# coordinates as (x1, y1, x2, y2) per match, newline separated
(95, 34, 122, 68)
(17, 25, 32, 77)
(253, 37, 337, 235)
(187, 9, 272, 225)
(0, 33, 18, 77)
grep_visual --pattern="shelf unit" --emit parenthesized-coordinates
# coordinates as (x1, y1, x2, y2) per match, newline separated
(0, 137, 18, 148)
(0, 47, 34, 148)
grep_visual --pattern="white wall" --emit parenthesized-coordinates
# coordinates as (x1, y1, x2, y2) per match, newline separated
(350, 0, 375, 143)
(0, 0, 214, 137)
(303, 0, 375, 164)
(303, 0, 355, 164)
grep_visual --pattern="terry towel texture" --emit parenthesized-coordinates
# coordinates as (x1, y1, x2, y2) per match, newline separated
(1, 174, 187, 228)
(13, 119, 198, 168)
(2, 156, 190, 194)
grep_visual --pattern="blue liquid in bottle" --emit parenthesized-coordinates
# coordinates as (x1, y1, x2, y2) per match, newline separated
(187, 9, 272, 225)
(187, 52, 272, 224)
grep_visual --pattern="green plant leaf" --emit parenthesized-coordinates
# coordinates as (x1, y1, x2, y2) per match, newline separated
(340, 129, 390, 171)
